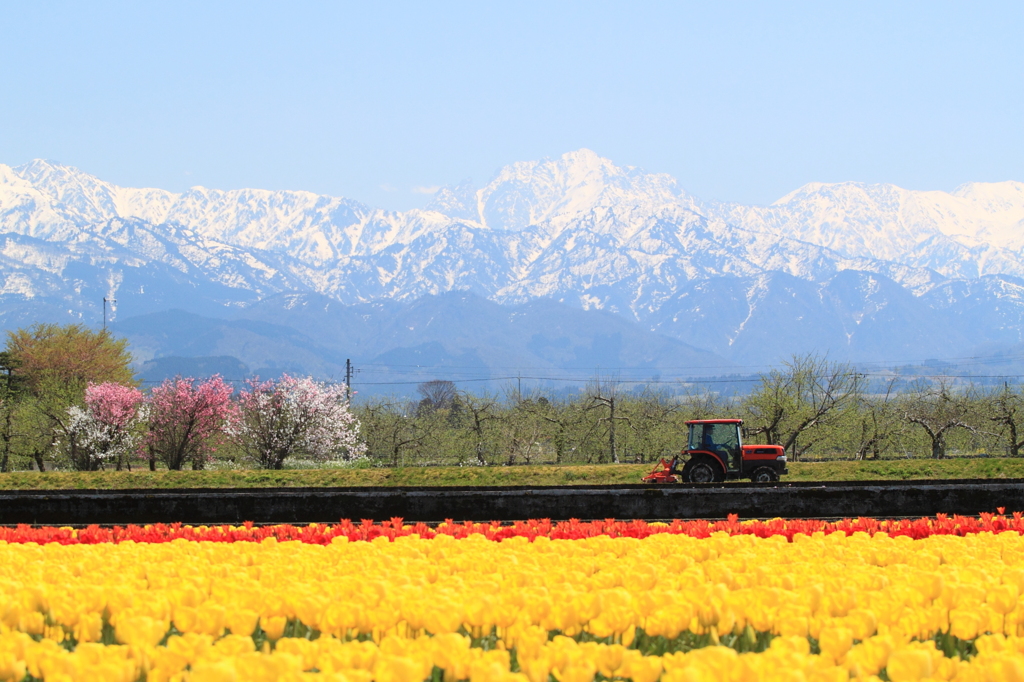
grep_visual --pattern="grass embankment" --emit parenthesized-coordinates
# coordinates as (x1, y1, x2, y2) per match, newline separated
(0, 466, 645, 490)
(786, 458, 1024, 482)
(2, 457, 1024, 490)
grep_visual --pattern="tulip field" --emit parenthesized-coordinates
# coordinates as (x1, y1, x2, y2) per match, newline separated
(7, 516, 1024, 680)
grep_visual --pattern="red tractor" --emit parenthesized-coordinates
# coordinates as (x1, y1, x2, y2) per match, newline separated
(642, 419, 788, 484)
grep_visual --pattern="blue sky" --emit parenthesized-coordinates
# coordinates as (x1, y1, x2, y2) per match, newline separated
(1, 2, 1021, 210)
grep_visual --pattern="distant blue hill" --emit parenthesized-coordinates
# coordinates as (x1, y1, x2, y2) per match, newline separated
(110, 292, 731, 394)
(135, 356, 250, 385)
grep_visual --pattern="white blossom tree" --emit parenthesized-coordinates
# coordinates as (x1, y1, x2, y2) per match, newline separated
(64, 382, 147, 470)
(231, 375, 365, 469)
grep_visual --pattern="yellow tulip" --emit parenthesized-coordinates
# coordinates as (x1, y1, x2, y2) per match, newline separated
(519, 654, 553, 682)
(374, 654, 426, 682)
(165, 631, 212, 664)
(949, 608, 982, 641)
(0, 648, 27, 682)
(18, 612, 44, 637)
(660, 668, 705, 682)
(818, 626, 853, 663)
(776, 615, 808, 638)
(987, 577, 1019, 610)
(260, 615, 288, 641)
(242, 650, 306, 681)
(593, 643, 623, 677)
(189, 658, 239, 682)
(147, 646, 191, 679)
(114, 615, 168, 648)
(620, 650, 663, 682)
(173, 606, 198, 634)
(846, 608, 878, 641)
(423, 601, 464, 635)
(844, 635, 893, 676)
(468, 651, 513, 682)
(769, 635, 811, 655)
(72, 612, 103, 644)
(225, 608, 260, 637)
(551, 659, 596, 682)
(208, 630, 254, 655)
(683, 645, 738, 676)
(885, 647, 933, 681)
(985, 656, 1024, 682)
(189, 603, 225, 637)
(275, 637, 318, 671)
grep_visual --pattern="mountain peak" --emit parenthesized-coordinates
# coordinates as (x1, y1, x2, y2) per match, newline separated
(771, 180, 887, 206)
(951, 181, 1024, 209)
(14, 158, 94, 186)
(6, 159, 180, 230)
(425, 179, 479, 222)
(477, 149, 679, 231)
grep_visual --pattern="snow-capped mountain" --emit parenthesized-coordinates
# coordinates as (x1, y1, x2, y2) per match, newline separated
(1, 149, 1023, 374)
(700, 180, 1024, 279)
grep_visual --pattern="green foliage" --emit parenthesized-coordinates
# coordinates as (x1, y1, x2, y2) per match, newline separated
(0, 324, 136, 472)
(0, 352, 21, 472)
(5, 323, 134, 394)
(741, 354, 860, 459)
(345, 359, 1024, 468)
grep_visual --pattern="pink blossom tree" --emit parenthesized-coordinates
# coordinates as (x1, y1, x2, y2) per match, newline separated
(147, 375, 235, 470)
(64, 382, 146, 471)
(231, 375, 365, 469)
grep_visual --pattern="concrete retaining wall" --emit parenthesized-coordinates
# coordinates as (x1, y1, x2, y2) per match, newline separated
(1, 479, 1021, 525)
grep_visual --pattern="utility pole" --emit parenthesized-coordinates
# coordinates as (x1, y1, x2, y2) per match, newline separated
(345, 359, 353, 403)
(102, 297, 116, 331)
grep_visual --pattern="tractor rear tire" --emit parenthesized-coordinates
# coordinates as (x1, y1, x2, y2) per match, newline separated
(750, 467, 780, 483)
(682, 458, 724, 484)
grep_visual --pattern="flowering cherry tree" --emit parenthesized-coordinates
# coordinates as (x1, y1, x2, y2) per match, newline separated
(63, 382, 146, 471)
(232, 375, 365, 469)
(147, 375, 235, 470)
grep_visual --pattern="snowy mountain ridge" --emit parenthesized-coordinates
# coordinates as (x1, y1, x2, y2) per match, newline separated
(1, 149, 1023, 369)
(701, 179, 1024, 280)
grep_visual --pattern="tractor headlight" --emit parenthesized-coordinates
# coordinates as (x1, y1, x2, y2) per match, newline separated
(776, 455, 787, 462)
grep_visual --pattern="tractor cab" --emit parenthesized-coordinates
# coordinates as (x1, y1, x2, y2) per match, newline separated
(687, 420, 743, 473)
(641, 418, 788, 484)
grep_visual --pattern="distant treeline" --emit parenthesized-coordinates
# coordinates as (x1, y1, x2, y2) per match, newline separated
(356, 354, 1024, 466)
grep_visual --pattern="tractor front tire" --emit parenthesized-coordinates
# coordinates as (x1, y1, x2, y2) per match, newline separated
(682, 458, 724, 484)
(750, 467, 780, 483)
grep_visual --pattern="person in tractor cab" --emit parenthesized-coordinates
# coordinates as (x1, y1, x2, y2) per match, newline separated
(702, 424, 741, 472)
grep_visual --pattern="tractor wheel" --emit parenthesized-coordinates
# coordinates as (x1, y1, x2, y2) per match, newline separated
(682, 458, 724, 484)
(750, 467, 780, 483)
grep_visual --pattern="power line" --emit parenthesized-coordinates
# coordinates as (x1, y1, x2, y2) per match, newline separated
(134, 371, 1024, 386)
(350, 372, 1024, 386)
